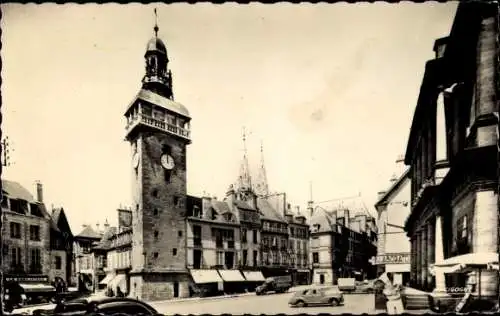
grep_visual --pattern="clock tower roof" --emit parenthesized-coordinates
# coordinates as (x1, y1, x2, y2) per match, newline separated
(125, 89, 191, 119)
(146, 36, 167, 56)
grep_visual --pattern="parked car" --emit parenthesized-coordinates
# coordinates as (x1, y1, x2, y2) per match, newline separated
(356, 279, 376, 293)
(32, 297, 159, 316)
(256, 275, 292, 295)
(288, 286, 344, 307)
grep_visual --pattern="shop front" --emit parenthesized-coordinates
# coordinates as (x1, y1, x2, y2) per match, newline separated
(189, 269, 224, 297)
(241, 270, 265, 291)
(107, 270, 130, 296)
(375, 252, 411, 285)
(4, 274, 56, 305)
(292, 269, 311, 286)
(217, 269, 246, 294)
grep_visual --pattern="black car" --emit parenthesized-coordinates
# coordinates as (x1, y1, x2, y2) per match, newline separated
(33, 297, 159, 316)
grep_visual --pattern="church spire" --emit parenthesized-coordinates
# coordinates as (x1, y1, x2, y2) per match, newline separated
(238, 127, 253, 193)
(254, 140, 270, 197)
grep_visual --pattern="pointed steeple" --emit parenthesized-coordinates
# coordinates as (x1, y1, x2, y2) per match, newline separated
(254, 140, 270, 197)
(238, 127, 253, 191)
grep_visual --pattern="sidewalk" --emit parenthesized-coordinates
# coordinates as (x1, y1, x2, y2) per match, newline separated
(150, 292, 255, 305)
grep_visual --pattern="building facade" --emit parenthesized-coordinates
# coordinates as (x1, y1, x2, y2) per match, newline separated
(374, 161, 411, 285)
(73, 224, 103, 290)
(1, 180, 73, 296)
(309, 199, 377, 285)
(403, 1, 499, 304)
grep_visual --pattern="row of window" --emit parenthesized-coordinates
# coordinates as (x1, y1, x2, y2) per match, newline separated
(2, 198, 44, 217)
(241, 228, 258, 244)
(8, 247, 52, 272)
(262, 221, 287, 233)
(290, 226, 308, 239)
(9, 222, 41, 241)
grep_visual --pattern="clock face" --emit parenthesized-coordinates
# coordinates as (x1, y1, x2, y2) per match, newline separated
(161, 154, 175, 170)
(132, 152, 140, 169)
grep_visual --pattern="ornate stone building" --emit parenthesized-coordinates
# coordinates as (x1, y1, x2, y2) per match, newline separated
(403, 1, 499, 304)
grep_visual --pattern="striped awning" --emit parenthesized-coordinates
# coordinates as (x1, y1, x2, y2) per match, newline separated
(242, 271, 265, 282)
(190, 269, 223, 284)
(218, 269, 245, 282)
(99, 274, 114, 285)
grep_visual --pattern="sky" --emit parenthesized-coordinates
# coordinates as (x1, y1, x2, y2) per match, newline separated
(1, 3, 458, 235)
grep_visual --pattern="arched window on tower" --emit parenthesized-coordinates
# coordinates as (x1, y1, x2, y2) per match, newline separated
(436, 92, 447, 162)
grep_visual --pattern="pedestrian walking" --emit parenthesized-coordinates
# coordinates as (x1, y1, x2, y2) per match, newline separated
(116, 286, 125, 298)
(381, 272, 404, 314)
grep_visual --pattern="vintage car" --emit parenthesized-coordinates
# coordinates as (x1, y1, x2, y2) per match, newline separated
(288, 286, 344, 307)
(32, 297, 159, 316)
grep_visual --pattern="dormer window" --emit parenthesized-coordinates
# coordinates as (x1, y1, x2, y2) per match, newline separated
(223, 213, 233, 222)
(312, 224, 320, 232)
(193, 205, 202, 218)
(211, 208, 217, 220)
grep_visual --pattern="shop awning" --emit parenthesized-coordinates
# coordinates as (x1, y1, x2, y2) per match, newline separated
(110, 274, 126, 290)
(19, 283, 56, 293)
(190, 269, 223, 284)
(218, 269, 245, 282)
(242, 271, 265, 282)
(429, 252, 498, 275)
(99, 274, 114, 285)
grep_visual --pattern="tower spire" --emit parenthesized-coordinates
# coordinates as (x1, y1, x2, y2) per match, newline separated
(238, 127, 252, 192)
(153, 8, 159, 37)
(254, 139, 269, 196)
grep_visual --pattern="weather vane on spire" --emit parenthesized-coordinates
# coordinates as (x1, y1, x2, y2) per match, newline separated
(153, 8, 159, 37)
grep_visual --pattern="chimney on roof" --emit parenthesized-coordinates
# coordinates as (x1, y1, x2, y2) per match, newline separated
(104, 219, 110, 230)
(96, 222, 100, 233)
(35, 180, 43, 203)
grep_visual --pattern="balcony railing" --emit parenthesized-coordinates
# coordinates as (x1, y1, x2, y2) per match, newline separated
(262, 227, 288, 234)
(126, 114, 190, 140)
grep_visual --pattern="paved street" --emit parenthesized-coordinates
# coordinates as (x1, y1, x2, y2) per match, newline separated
(151, 292, 378, 315)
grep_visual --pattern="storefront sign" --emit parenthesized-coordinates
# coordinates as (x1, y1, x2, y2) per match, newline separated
(376, 253, 410, 265)
(5, 275, 49, 283)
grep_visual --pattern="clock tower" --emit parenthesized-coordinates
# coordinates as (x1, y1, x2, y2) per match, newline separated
(124, 12, 191, 301)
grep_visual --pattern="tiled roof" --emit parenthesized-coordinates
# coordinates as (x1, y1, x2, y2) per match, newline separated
(92, 226, 117, 250)
(310, 209, 338, 233)
(2, 180, 36, 202)
(257, 198, 285, 223)
(234, 200, 255, 211)
(76, 225, 102, 239)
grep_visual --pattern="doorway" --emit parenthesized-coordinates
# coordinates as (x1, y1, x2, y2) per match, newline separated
(173, 281, 179, 298)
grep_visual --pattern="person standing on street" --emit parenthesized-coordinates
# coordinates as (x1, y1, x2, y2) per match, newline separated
(382, 272, 405, 314)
